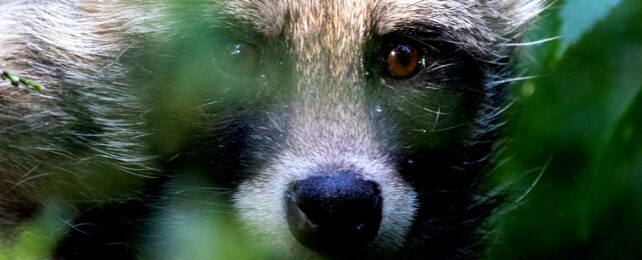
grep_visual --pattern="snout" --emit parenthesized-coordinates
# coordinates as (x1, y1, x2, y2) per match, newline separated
(285, 170, 383, 255)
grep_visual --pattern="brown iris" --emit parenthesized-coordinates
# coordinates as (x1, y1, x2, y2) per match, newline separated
(385, 44, 421, 79)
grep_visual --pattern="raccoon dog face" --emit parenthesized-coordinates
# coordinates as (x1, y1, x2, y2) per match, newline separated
(214, 0, 540, 257)
(0, 0, 540, 258)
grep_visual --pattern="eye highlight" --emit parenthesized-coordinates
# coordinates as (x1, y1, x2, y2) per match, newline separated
(384, 43, 423, 79)
(215, 42, 263, 78)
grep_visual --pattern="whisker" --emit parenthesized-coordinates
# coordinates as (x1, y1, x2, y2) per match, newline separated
(501, 36, 560, 47)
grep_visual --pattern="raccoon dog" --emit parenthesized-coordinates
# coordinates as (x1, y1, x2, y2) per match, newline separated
(0, 0, 540, 258)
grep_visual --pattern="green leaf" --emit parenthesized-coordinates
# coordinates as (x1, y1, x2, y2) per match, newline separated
(586, 85, 642, 220)
(489, 0, 642, 257)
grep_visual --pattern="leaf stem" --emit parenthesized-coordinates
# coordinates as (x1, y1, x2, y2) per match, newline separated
(0, 67, 45, 91)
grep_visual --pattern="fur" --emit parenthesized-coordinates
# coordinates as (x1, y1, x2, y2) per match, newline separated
(0, 0, 541, 258)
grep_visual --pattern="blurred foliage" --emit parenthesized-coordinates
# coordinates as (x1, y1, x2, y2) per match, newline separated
(488, 0, 642, 258)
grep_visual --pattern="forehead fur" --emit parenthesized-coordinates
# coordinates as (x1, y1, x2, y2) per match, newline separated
(215, 0, 541, 55)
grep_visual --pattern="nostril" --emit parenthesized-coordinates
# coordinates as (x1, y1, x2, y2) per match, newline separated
(285, 172, 383, 255)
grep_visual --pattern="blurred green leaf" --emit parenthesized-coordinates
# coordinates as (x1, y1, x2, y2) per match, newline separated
(0, 201, 73, 259)
(489, 0, 642, 258)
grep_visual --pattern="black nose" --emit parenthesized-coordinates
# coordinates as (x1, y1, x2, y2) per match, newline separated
(285, 172, 383, 255)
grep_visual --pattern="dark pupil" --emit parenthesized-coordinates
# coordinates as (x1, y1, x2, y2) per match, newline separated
(392, 45, 414, 66)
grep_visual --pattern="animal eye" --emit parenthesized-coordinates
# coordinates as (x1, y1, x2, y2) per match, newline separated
(384, 43, 423, 79)
(215, 42, 263, 78)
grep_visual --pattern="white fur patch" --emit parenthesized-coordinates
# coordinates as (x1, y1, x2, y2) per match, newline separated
(235, 150, 418, 255)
